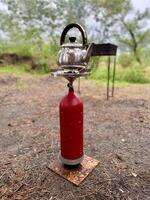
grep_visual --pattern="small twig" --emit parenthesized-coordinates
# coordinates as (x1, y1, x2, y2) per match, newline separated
(11, 167, 17, 175)
(14, 184, 25, 193)
(0, 170, 8, 181)
(0, 189, 7, 199)
(8, 183, 25, 198)
(0, 93, 10, 103)
(0, 172, 6, 181)
(4, 161, 11, 165)
(25, 165, 38, 171)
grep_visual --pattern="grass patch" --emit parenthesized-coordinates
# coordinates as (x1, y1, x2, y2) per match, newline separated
(90, 65, 150, 84)
(0, 63, 51, 76)
(121, 67, 149, 83)
(0, 64, 30, 75)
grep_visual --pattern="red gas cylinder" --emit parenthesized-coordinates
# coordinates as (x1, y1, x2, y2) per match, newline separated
(59, 87, 83, 165)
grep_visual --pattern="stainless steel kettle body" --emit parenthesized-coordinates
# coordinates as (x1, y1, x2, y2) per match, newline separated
(57, 23, 93, 69)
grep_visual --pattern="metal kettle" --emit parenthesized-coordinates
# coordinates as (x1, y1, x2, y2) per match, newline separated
(57, 23, 94, 69)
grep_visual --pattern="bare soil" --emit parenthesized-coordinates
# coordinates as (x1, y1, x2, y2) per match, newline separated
(0, 75, 150, 200)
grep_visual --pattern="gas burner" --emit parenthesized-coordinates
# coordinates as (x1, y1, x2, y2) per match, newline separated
(51, 69, 90, 82)
(61, 65, 86, 69)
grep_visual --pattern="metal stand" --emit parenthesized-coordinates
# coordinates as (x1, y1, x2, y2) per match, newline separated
(77, 77, 81, 94)
(112, 56, 116, 97)
(107, 56, 111, 100)
(91, 43, 118, 100)
(107, 56, 117, 100)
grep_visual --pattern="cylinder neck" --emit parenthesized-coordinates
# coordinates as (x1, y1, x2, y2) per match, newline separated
(67, 82, 74, 92)
(69, 87, 74, 92)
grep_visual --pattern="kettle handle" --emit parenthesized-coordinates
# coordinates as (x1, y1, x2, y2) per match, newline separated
(60, 23, 87, 47)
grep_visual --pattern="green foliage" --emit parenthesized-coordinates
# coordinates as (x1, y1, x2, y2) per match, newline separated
(59, 0, 87, 26)
(90, 63, 150, 84)
(1, 0, 59, 37)
(90, 66, 108, 81)
(6, 42, 34, 57)
(118, 53, 134, 68)
(0, 64, 30, 75)
(121, 67, 149, 83)
(0, 35, 36, 57)
(89, 57, 101, 70)
(141, 47, 150, 66)
(30, 61, 50, 74)
(117, 8, 150, 64)
(0, 36, 59, 74)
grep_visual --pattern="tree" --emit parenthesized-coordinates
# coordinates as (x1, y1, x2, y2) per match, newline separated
(0, 0, 89, 40)
(0, 0, 59, 39)
(87, 0, 150, 64)
(87, 0, 132, 42)
(117, 8, 150, 64)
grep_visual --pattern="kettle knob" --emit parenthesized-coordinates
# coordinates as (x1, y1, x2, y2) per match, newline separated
(69, 37, 76, 43)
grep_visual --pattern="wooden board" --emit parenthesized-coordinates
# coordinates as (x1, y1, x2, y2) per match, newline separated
(48, 155, 99, 186)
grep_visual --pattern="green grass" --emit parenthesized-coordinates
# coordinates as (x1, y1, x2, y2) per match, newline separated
(0, 41, 34, 57)
(0, 64, 52, 76)
(0, 64, 30, 75)
(0, 64, 50, 76)
(1, 63, 150, 87)
(90, 65, 150, 84)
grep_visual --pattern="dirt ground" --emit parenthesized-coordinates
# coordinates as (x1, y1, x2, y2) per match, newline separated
(0, 74, 150, 200)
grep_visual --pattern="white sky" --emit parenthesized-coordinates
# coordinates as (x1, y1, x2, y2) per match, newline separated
(131, 0, 150, 11)
(0, 2, 7, 10)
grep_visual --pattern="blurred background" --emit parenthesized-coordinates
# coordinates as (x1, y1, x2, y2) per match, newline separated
(0, 0, 150, 84)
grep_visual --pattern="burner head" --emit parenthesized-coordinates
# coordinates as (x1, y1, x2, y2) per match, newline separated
(51, 69, 91, 82)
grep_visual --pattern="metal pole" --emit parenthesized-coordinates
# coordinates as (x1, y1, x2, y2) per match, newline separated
(78, 77, 81, 94)
(112, 56, 116, 97)
(107, 56, 111, 100)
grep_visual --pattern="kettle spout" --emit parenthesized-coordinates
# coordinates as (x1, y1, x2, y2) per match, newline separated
(84, 43, 94, 63)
